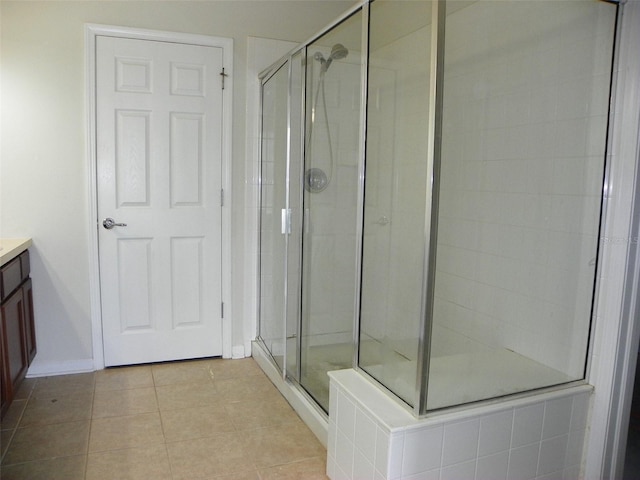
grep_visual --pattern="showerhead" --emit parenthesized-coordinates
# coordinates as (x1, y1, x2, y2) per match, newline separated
(330, 43, 349, 61)
(314, 43, 349, 72)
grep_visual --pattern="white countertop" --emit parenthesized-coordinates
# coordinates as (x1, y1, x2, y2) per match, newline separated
(0, 238, 33, 267)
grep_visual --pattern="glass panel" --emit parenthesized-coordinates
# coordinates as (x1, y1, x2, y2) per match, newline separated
(258, 62, 290, 371)
(286, 51, 304, 380)
(427, 0, 616, 410)
(359, 0, 433, 408)
(300, 10, 363, 412)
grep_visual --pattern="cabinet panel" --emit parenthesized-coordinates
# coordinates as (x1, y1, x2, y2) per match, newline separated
(23, 279, 36, 363)
(1, 288, 29, 389)
(20, 250, 30, 278)
(0, 318, 8, 417)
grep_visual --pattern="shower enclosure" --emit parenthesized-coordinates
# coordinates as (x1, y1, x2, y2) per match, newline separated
(258, 0, 617, 416)
(259, 9, 363, 412)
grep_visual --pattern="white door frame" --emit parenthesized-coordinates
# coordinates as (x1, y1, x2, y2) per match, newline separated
(85, 24, 233, 370)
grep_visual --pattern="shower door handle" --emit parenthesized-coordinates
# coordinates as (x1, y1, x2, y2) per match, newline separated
(281, 209, 291, 235)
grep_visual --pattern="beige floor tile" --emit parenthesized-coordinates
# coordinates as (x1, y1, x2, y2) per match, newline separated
(1, 429, 14, 460)
(2, 420, 90, 465)
(241, 419, 326, 469)
(156, 381, 219, 411)
(20, 392, 93, 427)
(160, 404, 235, 442)
(167, 432, 254, 480)
(3, 359, 331, 480)
(259, 457, 328, 480)
(208, 358, 264, 381)
(32, 372, 95, 398)
(86, 444, 172, 480)
(89, 412, 164, 452)
(0, 399, 27, 430)
(92, 386, 158, 418)
(214, 374, 280, 403)
(95, 365, 154, 392)
(225, 392, 299, 430)
(152, 359, 215, 386)
(0, 454, 87, 480)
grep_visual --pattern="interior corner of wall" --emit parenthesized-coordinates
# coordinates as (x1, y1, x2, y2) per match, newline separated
(232, 344, 246, 359)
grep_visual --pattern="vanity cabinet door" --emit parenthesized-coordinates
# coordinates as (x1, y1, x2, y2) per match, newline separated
(1, 288, 28, 398)
(0, 319, 8, 417)
(0, 249, 36, 419)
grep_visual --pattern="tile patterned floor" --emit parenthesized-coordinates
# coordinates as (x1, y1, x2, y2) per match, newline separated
(0, 358, 329, 480)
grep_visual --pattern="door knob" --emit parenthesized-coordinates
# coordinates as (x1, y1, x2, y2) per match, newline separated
(103, 218, 127, 229)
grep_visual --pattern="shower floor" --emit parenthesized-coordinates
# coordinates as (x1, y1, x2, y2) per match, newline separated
(299, 336, 412, 411)
(301, 343, 353, 411)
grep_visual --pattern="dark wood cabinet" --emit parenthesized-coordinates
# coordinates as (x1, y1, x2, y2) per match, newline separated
(1, 250, 36, 419)
(0, 310, 7, 416)
(2, 288, 29, 392)
(23, 278, 36, 364)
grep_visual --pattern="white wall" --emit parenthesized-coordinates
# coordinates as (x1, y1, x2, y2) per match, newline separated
(0, 0, 353, 373)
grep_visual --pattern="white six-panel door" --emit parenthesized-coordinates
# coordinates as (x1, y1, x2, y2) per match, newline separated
(96, 35, 224, 366)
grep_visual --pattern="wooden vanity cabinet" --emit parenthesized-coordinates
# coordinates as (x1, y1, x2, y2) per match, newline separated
(0, 310, 7, 416)
(1, 250, 36, 419)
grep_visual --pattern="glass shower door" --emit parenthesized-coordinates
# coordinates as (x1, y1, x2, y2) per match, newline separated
(258, 62, 289, 370)
(299, 10, 363, 411)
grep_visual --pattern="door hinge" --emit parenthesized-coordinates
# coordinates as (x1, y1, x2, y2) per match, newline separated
(221, 188, 224, 207)
(220, 68, 228, 90)
(221, 302, 224, 318)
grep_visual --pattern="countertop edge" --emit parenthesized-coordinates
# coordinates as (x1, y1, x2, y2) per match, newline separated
(0, 238, 33, 267)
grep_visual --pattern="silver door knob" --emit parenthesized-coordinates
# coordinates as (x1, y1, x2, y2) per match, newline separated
(103, 218, 127, 229)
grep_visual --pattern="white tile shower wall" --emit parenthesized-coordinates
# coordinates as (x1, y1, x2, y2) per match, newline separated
(433, 1, 616, 376)
(328, 369, 593, 480)
(305, 60, 361, 344)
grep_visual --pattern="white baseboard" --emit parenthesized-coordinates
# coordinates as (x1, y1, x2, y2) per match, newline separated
(26, 358, 96, 378)
(232, 345, 246, 359)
